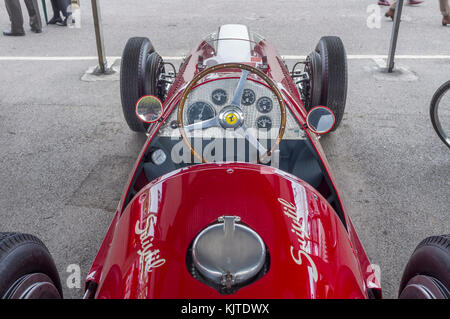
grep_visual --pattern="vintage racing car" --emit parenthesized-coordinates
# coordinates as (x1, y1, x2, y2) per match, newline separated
(0, 25, 449, 299)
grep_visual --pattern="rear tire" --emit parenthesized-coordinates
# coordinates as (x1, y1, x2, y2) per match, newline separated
(120, 37, 165, 132)
(315, 36, 348, 130)
(0, 232, 62, 299)
(399, 235, 450, 299)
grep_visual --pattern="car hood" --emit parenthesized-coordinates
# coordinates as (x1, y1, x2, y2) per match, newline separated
(95, 163, 368, 299)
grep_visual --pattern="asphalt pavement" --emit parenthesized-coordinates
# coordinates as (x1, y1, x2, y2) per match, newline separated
(0, 0, 449, 299)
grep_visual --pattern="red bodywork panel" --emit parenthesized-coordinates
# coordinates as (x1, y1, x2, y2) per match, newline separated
(85, 35, 381, 299)
(94, 164, 367, 299)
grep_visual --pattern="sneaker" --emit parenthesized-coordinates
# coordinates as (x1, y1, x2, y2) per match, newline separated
(3, 29, 25, 36)
(48, 16, 63, 24)
(378, 0, 390, 6)
(56, 17, 68, 27)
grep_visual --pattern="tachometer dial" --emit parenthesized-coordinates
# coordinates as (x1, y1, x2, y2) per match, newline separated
(211, 89, 228, 106)
(256, 116, 272, 130)
(187, 102, 216, 125)
(241, 89, 256, 106)
(256, 97, 273, 113)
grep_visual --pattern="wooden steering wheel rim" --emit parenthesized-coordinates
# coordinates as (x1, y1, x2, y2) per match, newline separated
(177, 62, 286, 163)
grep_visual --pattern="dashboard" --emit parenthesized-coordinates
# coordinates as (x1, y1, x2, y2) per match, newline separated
(133, 77, 341, 222)
(158, 77, 306, 140)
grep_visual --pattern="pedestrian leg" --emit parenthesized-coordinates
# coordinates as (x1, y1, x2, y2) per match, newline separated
(48, 0, 63, 24)
(59, 0, 71, 18)
(24, 0, 42, 32)
(440, 0, 450, 16)
(50, 0, 61, 18)
(441, 0, 450, 25)
(4, 0, 25, 33)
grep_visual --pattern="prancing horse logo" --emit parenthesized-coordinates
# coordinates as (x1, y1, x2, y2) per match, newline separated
(225, 113, 237, 125)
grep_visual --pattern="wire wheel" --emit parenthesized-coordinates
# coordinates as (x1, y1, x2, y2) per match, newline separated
(430, 80, 450, 149)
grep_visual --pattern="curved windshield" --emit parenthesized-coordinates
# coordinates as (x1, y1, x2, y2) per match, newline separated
(200, 27, 266, 66)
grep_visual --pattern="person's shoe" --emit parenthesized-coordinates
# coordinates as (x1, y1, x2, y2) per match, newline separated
(385, 8, 395, 20)
(31, 28, 42, 33)
(48, 16, 62, 24)
(407, 0, 423, 5)
(3, 29, 25, 36)
(378, 0, 390, 6)
(56, 17, 67, 26)
(443, 15, 450, 26)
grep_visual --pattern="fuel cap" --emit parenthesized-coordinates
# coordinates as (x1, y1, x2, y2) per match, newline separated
(191, 216, 266, 290)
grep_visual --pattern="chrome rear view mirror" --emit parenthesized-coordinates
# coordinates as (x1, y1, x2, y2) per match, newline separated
(306, 106, 335, 135)
(135, 95, 163, 123)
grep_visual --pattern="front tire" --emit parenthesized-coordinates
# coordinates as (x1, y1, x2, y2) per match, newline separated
(0, 232, 62, 299)
(120, 37, 165, 132)
(315, 36, 348, 130)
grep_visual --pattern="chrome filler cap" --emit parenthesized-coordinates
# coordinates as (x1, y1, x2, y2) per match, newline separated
(191, 216, 266, 289)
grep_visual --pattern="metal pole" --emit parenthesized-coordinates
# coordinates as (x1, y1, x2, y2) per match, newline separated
(91, 0, 107, 73)
(41, 0, 48, 24)
(386, 0, 404, 72)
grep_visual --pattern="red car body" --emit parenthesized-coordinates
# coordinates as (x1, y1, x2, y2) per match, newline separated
(84, 28, 382, 299)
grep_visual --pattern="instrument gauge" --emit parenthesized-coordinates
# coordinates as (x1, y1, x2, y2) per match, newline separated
(256, 116, 273, 130)
(241, 89, 256, 106)
(256, 97, 273, 113)
(187, 102, 216, 125)
(211, 89, 227, 106)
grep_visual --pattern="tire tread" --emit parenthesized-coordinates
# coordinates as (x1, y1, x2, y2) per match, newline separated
(120, 37, 154, 132)
(398, 234, 450, 297)
(315, 36, 348, 130)
(0, 232, 61, 297)
(416, 234, 450, 253)
(430, 80, 450, 148)
(0, 233, 48, 259)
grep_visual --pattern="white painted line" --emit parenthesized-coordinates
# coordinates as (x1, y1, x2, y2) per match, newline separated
(352, 55, 450, 59)
(0, 55, 449, 61)
(283, 54, 450, 60)
(0, 56, 180, 61)
(162, 56, 186, 60)
(281, 55, 306, 60)
(0, 56, 110, 61)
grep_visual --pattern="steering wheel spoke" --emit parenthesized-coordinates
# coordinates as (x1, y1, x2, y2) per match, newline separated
(178, 63, 286, 164)
(230, 70, 249, 107)
(235, 126, 268, 160)
(184, 116, 220, 132)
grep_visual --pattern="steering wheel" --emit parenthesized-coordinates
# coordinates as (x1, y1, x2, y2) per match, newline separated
(177, 63, 286, 163)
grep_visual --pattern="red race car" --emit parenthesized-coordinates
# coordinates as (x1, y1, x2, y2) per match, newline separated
(1, 25, 449, 299)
